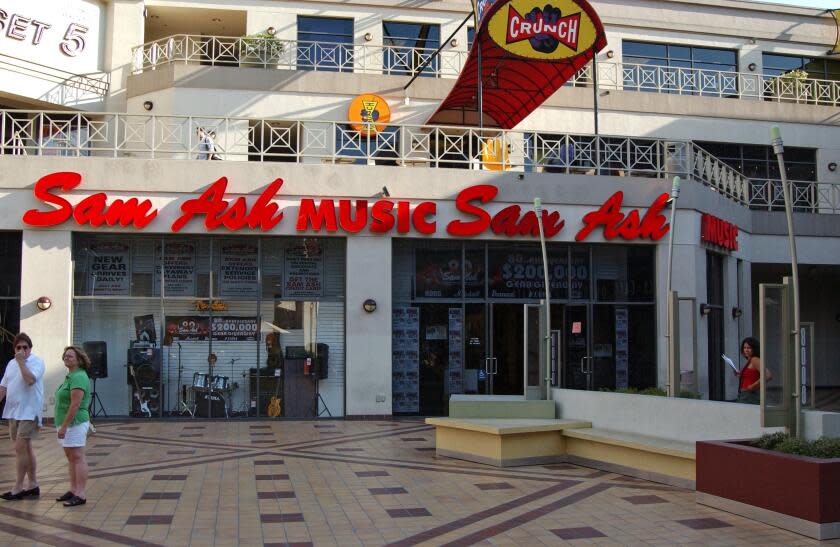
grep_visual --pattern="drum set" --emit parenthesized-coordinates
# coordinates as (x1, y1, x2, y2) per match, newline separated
(186, 372, 234, 418)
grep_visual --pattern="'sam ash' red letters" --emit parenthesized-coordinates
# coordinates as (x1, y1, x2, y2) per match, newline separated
(171, 177, 285, 232)
(23, 172, 158, 228)
(446, 185, 565, 238)
(575, 191, 670, 242)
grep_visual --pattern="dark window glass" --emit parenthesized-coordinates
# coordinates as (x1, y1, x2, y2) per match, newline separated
(297, 16, 354, 72)
(0, 232, 21, 298)
(763, 53, 840, 81)
(696, 141, 817, 186)
(623, 41, 737, 96)
(335, 125, 399, 166)
(467, 27, 475, 50)
(383, 22, 440, 76)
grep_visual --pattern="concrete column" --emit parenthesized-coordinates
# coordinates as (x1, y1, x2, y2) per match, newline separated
(345, 236, 392, 416)
(18, 230, 73, 419)
(104, 0, 145, 113)
(724, 255, 740, 400)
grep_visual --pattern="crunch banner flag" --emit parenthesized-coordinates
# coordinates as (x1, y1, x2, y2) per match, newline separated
(832, 9, 840, 55)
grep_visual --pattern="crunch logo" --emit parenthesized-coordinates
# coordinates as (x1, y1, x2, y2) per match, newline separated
(506, 4, 581, 53)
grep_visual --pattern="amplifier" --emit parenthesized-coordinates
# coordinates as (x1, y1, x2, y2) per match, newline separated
(127, 348, 161, 385)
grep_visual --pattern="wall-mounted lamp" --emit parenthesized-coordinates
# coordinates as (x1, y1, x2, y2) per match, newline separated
(748, 63, 757, 72)
(450, 38, 458, 47)
(700, 303, 713, 316)
(363, 299, 377, 313)
(749, 38, 756, 45)
(364, 32, 373, 42)
(266, 26, 276, 36)
(36, 296, 52, 311)
(732, 307, 743, 319)
(829, 162, 837, 172)
(381, 186, 390, 198)
(517, 173, 525, 180)
(142, 100, 154, 111)
(605, 50, 614, 59)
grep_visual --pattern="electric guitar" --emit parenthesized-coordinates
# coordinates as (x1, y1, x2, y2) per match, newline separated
(267, 375, 282, 418)
(129, 365, 152, 418)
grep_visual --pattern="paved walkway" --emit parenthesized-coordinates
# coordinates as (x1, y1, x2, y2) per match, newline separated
(0, 420, 831, 546)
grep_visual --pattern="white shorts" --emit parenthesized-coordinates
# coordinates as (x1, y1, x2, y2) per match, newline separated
(57, 422, 89, 448)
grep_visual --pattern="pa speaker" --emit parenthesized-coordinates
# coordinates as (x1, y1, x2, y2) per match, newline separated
(126, 348, 161, 385)
(83, 341, 108, 379)
(315, 343, 329, 380)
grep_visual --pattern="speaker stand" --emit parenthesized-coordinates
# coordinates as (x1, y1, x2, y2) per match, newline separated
(316, 379, 332, 417)
(90, 377, 108, 418)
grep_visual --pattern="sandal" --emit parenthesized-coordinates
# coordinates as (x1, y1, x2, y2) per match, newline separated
(56, 491, 74, 502)
(0, 491, 24, 501)
(63, 495, 86, 507)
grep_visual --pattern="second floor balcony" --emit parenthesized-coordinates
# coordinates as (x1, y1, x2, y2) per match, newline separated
(1, 109, 837, 215)
(131, 35, 840, 108)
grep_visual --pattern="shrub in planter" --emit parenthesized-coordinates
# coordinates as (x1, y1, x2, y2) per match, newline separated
(241, 31, 285, 66)
(753, 432, 840, 459)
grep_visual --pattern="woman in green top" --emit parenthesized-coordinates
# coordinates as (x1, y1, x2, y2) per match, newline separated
(54, 346, 92, 507)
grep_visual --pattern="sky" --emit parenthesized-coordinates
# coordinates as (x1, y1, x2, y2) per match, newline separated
(755, 0, 833, 8)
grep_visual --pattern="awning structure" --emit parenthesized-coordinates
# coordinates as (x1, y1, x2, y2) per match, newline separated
(426, 0, 607, 129)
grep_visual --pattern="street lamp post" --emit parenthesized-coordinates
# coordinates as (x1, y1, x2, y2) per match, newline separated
(771, 125, 802, 438)
(665, 176, 681, 396)
(534, 198, 551, 397)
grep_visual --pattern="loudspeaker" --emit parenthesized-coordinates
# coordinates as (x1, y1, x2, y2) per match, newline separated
(127, 348, 161, 385)
(195, 391, 226, 418)
(131, 385, 164, 416)
(314, 343, 329, 380)
(83, 341, 108, 379)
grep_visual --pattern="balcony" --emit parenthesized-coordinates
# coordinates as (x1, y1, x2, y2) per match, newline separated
(0, 53, 110, 108)
(131, 35, 467, 78)
(131, 35, 840, 108)
(3, 109, 835, 215)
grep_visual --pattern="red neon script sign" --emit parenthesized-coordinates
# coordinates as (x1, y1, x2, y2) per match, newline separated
(22, 172, 670, 242)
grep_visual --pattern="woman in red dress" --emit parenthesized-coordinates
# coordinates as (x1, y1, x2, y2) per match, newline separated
(736, 337, 771, 404)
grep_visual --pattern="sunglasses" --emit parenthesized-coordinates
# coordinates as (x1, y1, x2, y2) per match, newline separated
(15, 345, 29, 350)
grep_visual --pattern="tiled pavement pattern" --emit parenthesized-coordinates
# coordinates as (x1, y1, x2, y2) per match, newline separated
(0, 420, 833, 546)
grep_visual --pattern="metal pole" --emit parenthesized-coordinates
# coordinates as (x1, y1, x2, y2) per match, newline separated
(477, 45, 484, 130)
(593, 51, 600, 174)
(403, 12, 472, 90)
(534, 198, 551, 396)
(771, 125, 801, 438)
(665, 176, 681, 396)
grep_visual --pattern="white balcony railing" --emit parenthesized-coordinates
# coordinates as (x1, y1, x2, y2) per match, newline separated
(0, 110, 771, 209)
(571, 62, 840, 107)
(131, 36, 840, 107)
(131, 35, 467, 77)
(0, 53, 110, 106)
(748, 179, 840, 214)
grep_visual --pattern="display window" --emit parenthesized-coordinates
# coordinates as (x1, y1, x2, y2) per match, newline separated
(393, 240, 657, 416)
(0, 231, 22, 416)
(71, 234, 345, 418)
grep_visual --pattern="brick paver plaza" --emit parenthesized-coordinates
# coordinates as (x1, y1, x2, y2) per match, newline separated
(0, 420, 831, 546)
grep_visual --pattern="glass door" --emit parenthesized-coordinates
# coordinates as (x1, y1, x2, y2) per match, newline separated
(524, 304, 546, 400)
(564, 305, 591, 389)
(464, 303, 489, 394)
(489, 303, 525, 395)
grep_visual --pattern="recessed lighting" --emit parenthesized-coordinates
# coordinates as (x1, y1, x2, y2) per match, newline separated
(211, 18, 221, 22)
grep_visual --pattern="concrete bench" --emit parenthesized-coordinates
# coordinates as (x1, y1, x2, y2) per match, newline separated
(448, 395, 556, 419)
(562, 427, 696, 489)
(425, 417, 591, 467)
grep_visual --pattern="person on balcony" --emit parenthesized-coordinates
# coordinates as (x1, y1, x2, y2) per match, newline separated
(196, 127, 217, 160)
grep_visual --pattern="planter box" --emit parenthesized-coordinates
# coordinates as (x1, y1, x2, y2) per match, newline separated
(696, 440, 840, 540)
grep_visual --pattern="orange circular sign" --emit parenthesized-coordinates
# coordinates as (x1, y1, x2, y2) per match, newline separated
(348, 94, 391, 136)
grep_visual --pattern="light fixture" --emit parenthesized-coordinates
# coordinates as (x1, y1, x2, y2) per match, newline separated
(700, 303, 712, 316)
(211, 17, 221, 23)
(732, 307, 743, 319)
(829, 162, 837, 172)
(748, 63, 757, 72)
(266, 26, 276, 36)
(749, 38, 756, 45)
(605, 50, 614, 59)
(364, 32, 373, 42)
(404, 96, 410, 106)
(363, 299, 377, 313)
(36, 296, 52, 311)
(517, 173, 525, 180)
(142, 100, 153, 111)
(450, 38, 458, 47)
(381, 186, 390, 197)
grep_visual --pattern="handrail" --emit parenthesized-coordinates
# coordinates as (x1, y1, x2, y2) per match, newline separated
(3, 108, 836, 214)
(131, 35, 840, 107)
(0, 53, 110, 102)
(131, 34, 467, 77)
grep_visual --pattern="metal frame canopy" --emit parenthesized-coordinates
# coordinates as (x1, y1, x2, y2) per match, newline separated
(426, 0, 607, 129)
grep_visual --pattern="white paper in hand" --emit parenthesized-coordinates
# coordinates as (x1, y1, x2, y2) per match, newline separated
(721, 354, 738, 373)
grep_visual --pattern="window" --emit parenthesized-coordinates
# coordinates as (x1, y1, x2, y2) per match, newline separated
(762, 53, 840, 81)
(383, 22, 440, 76)
(696, 141, 817, 211)
(334, 125, 399, 166)
(623, 41, 738, 96)
(467, 27, 475, 50)
(297, 16, 354, 72)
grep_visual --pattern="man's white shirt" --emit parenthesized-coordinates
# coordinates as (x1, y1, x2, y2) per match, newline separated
(1, 355, 45, 424)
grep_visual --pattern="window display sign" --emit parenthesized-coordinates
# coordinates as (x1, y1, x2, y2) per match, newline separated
(615, 307, 629, 388)
(392, 306, 420, 413)
(448, 308, 464, 395)
(415, 249, 483, 299)
(211, 316, 259, 341)
(488, 249, 573, 299)
(87, 241, 130, 295)
(164, 315, 258, 342)
(219, 242, 258, 297)
(284, 244, 324, 298)
(153, 241, 196, 297)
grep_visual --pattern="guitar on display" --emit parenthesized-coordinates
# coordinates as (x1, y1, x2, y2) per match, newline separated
(129, 365, 152, 418)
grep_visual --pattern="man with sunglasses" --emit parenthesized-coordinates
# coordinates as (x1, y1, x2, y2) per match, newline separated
(0, 333, 45, 501)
